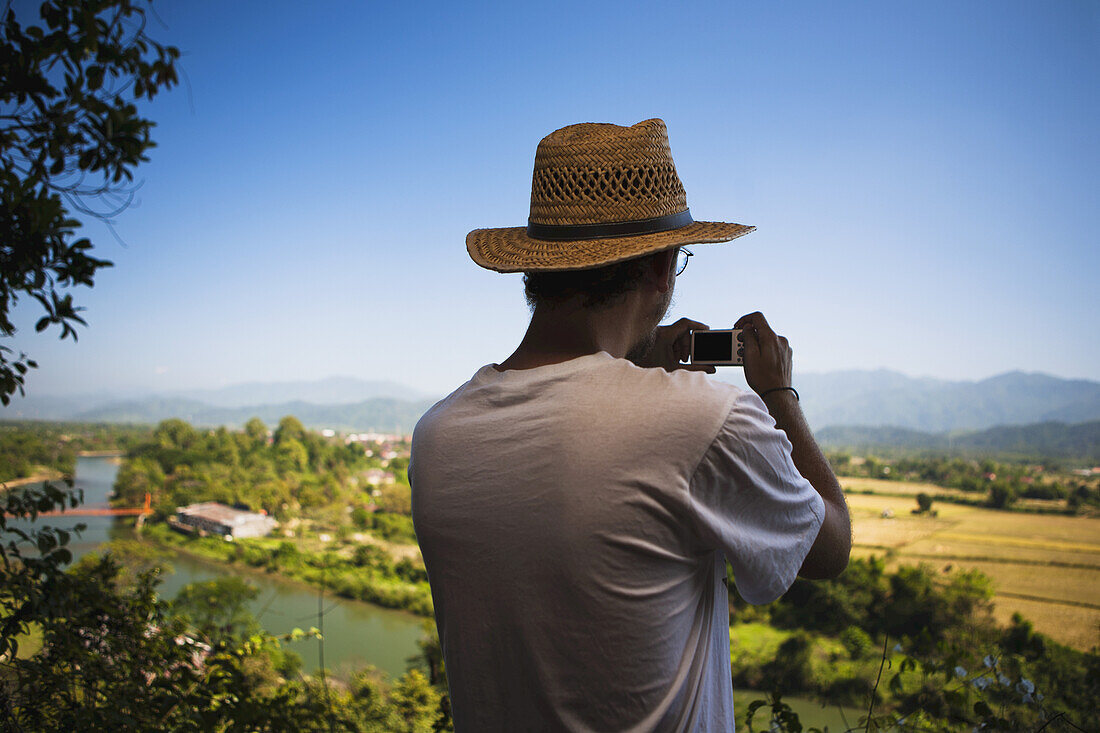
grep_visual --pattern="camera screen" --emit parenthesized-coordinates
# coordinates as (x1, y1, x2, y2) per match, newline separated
(693, 331, 733, 361)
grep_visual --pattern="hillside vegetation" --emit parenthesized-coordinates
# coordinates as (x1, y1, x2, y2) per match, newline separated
(818, 420, 1100, 463)
(0, 422, 152, 482)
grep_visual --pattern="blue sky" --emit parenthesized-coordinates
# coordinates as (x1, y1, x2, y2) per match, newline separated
(6, 0, 1099, 398)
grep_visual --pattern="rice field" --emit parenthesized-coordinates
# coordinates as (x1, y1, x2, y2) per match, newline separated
(841, 476, 975, 500)
(842, 480, 1100, 651)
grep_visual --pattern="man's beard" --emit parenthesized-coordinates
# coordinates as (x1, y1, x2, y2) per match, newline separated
(625, 288, 674, 364)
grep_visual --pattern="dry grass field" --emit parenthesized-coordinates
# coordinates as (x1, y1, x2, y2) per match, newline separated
(842, 479, 1100, 651)
(841, 476, 975, 500)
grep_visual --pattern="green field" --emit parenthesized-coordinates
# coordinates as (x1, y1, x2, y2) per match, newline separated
(733, 690, 861, 732)
(843, 479, 1100, 651)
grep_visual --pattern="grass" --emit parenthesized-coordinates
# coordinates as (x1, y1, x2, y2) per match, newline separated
(845, 485, 1100, 650)
(841, 476, 974, 499)
(956, 562, 1100, 606)
(12, 623, 43, 659)
(139, 522, 434, 617)
(729, 623, 914, 729)
(733, 690, 863, 732)
(990, 596, 1100, 651)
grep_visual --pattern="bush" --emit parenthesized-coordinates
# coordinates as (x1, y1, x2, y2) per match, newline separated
(396, 558, 428, 584)
(988, 484, 1016, 508)
(822, 676, 873, 707)
(1020, 483, 1065, 500)
(375, 484, 412, 515)
(840, 625, 875, 659)
(351, 506, 371, 528)
(372, 513, 417, 543)
(760, 633, 813, 693)
(353, 543, 391, 570)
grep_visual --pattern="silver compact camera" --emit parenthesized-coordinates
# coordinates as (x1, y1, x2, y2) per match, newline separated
(689, 329, 743, 367)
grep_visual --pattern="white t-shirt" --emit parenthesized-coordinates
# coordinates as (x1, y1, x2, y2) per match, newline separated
(410, 352, 824, 732)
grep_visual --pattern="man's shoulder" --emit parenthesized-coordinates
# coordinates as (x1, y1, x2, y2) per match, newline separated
(412, 357, 746, 442)
(618, 361, 745, 411)
(412, 377, 476, 441)
(560, 359, 749, 454)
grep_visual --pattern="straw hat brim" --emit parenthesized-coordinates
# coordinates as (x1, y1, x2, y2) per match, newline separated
(467, 221, 755, 273)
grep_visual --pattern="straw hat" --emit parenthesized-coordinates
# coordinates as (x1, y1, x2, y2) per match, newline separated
(467, 118, 755, 272)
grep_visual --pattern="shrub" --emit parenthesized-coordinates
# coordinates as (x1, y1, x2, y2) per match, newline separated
(988, 484, 1016, 508)
(840, 625, 875, 659)
(373, 513, 417, 543)
(351, 506, 371, 529)
(760, 633, 813, 693)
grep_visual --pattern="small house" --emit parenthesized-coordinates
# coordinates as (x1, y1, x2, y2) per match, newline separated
(172, 502, 276, 539)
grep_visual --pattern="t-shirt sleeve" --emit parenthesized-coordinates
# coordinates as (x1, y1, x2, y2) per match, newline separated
(686, 390, 825, 605)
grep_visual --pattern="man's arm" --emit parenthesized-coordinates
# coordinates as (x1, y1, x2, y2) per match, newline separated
(734, 311, 852, 579)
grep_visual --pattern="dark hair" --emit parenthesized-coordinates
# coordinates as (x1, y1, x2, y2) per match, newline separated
(523, 251, 662, 310)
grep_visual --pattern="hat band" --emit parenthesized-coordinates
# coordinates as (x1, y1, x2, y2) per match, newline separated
(526, 209, 693, 241)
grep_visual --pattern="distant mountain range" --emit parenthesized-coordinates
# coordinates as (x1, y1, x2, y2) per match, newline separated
(0, 377, 433, 425)
(70, 396, 439, 434)
(2, 371, 1099, 442)
(169, 377, 428, 408)
(817, 421, 1100, 462)
(794, 370, 1100, 433)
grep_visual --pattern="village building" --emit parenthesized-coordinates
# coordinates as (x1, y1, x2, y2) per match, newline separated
(171, 502, 277, 539)
(362, 468, 395, 486)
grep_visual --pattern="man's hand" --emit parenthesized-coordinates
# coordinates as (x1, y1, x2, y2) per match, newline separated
(633, 317, 716, 373)
(734, 311, 792, 397)
(734, 310, 852, 578)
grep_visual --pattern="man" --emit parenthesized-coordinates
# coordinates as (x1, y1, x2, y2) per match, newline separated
(410, 119, 851, 731)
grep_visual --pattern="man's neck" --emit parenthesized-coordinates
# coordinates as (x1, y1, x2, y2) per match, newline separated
(496, 296, 649, 371)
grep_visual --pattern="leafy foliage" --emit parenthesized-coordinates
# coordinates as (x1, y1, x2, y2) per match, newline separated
(0, 420, 151, 481)
(828, 450, 1100, 514)
(730, 557, 1099, 730)
(0, 0, 179, 404)
(0, 480, 449, 731)
(172, 576, 261, 645)
(114, 416, 379, 519)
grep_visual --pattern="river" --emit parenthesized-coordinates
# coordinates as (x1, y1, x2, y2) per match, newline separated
(14, 457, 863, 727)
(11, 455, 425, 679)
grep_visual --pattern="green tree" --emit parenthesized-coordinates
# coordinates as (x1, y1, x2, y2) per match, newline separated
(210, 425, 241, 466)
(760, 633, 813, 695)
(244, 416, 270, 450)
(276, 438, 309, 474)
(172, 576, 261, 645)
(71, 538, 172, 590)
(0, 482, 311, 730)
(110, 453, 164, 506)
(376, 483, 412, 514)
(274, 415, 308, 447)
(389, 669, 443, 733)
(0, 0, 179, 405)
(988, 483, 1016, 509)
(915, 492, 933, 514)
(153, 417, 199, 451)
(351, 505, 372, 529)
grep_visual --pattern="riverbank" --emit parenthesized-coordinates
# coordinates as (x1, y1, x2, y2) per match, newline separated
(7, 454, 428, 680)
(76, 449, 124, 458)
(0, 470, 65, 488)
(140, 521, 434, 618)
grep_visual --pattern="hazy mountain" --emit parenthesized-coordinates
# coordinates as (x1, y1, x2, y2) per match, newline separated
(168, 376, 428, 408)
(75, 397, 440, 433)
(5, 370, 1099, 438)
(0, 393, 124, 421)
(0, 377, 429, 422)
(796, 370, 1100, 432)
(817, 420, 1100, 462)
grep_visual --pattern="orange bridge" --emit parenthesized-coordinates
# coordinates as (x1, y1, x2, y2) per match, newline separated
(28, 492, 152, 518)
